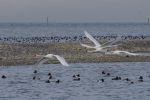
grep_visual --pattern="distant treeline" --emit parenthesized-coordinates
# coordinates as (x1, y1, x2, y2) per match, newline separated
(0, 35, 150, 43)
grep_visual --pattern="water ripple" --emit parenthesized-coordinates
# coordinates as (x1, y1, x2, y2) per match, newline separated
(0, 62, 150, 100)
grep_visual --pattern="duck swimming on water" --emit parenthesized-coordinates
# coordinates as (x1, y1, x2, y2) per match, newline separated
(97, 79, 104, 82)
(2, 75, 6, 79)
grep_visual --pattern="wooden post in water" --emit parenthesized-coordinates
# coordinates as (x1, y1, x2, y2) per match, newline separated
(47, 16, 48, 25)
(148, 16, 149, 25)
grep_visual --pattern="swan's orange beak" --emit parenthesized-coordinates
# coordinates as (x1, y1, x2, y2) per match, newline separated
(34, 55, 36, 57)
(102, 53, 105, 55)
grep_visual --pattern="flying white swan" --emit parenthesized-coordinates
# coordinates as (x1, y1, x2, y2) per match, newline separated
(86, 45, 119, 53)
(81, 31, 121, 53)
(102, 50, 140, 57)
(33, 54, 69, 68)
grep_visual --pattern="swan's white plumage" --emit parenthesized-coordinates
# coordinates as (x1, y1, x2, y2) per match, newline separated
(33, 54, 69, 68)
(34, 57, 49, 68)
(85, 31, 101, 47)
(81, 31, 121, 53)
(104, 50, 140, 57)
(53, 55, 69, 67)
(80, 43, 96, 49)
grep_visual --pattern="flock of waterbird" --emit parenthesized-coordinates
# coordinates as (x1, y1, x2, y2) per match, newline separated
(1, 69, 146, 84)
(1, 35, 150, 43)
(27, 31, 142, 83)
(97, 70, 147, 84)
(32, 70, 80, 83)
(33, 31, 140, 68)
(81, 31, 140, 57)
(1, 31, 142, 84)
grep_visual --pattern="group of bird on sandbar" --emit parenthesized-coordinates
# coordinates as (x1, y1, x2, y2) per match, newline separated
(33, 31, 140, 68)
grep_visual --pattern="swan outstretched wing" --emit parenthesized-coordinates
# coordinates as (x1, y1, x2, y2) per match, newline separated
(33, 57, 49, 68)
(101, 35, 121, 47)
(101, 40, 117, 47)
(115, 50, 139, 56)
(80, 43, 96, 49)
(84, 31, 101, 47)
(101, 45, 118, 49)
(122, 51, 139, 56)
(53, 55, 69, 66)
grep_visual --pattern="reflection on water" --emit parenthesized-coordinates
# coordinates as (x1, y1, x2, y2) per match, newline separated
(0, 62, 150, 100)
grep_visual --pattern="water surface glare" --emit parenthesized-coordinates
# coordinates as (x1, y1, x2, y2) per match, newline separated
(0, 62, 150, 100)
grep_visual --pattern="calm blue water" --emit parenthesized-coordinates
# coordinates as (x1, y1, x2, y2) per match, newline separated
(0, 22, 150, 37)
(0, 23, 150, 43)
(0, 62, 150, 100)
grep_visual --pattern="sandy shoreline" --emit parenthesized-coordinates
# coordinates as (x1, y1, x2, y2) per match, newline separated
(0, 39, 150, 66)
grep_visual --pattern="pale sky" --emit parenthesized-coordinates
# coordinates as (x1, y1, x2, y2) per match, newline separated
(0, 0, 150, 23)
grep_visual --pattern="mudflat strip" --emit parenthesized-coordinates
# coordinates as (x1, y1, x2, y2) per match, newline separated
(0, 39, 150, 66)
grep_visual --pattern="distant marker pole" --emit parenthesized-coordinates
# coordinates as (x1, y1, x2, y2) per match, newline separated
(47, 16, 48, 25)
(148, 16, 149, 25)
